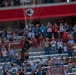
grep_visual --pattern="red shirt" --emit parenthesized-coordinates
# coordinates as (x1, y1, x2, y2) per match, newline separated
(62, 32, 68, 39)
(53, 26, 58, 32)
(38, 36, 44, 43)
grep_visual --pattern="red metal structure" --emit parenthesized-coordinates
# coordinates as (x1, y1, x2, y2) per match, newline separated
(0, 3, 76, 22)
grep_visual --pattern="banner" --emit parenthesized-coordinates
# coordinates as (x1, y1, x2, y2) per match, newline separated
(0, 4, 76, 21)
(48, 66, 65, 75)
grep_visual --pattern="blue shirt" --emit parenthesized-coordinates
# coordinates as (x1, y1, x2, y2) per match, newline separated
(39, 26, 46, 33)
(3, 64, 9, 70)
(9, 49, 14, 56)
(73, 26, 76, 32)
(68, 39, 74, 45)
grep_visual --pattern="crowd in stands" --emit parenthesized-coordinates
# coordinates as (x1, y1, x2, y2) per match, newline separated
(0, 0, 76, 7)
(0, 21, 76, 75)
(1, 52, 76, 75)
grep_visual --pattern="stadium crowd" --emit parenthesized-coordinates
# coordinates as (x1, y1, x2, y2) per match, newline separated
(0, 0, 76, 7)
(0, 21, 76, 75)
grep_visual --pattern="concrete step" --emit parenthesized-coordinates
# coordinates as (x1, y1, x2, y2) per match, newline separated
(29, 53, 68, 59)
(28, 46, 44, 52)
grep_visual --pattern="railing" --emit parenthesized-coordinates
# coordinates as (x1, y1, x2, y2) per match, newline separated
(0, 0, 76, 8)
(0, 40, 25, 50)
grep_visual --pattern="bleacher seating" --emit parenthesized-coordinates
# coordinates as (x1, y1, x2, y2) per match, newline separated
(0, 50, 76, 75)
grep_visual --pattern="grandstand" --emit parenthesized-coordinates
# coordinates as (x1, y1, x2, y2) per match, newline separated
(0, 0, 76, 75)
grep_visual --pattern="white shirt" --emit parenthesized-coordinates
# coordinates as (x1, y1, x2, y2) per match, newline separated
(50, 40, 56, 46)
(73, 45, 76, 52)
(63, 46, 67, 52)
(59, 25, 65, 32)
(57, 41, 63, 49)
(39, 59, 45, 65)
(2, 50, 7, 56)
(73, 46, 76, 50)
(28, 32, 35, 38)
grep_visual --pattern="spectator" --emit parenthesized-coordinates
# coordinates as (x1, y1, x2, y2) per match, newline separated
(14, 0, 20, 6)
(20, 0, 25, 5)
(69, 58, 72, 63)
(72, 23, 76, 36)
(4, 1, 8, 7)
(26, 64, 32, 72)
(31, 24, 35, 33)
(5, 69, 10, 75)
(10, 0, 14, 6)
(38, 34, 44, 46)
(1, 32, 6, 41)
(71, 56, 75, 63)
(46, 22, 52, 38)
(8, 47, 15, 56)
(12, 32, 17, 40)
(63, 43, 68, 53)
(72, 57, 76, 68)
(24, 39, 30, 50)
(43, 38, 50, 55)
(16, 54, 21, 66)
(19, 66, 25, 75)
(6, 27, 13, 41)
(3, 37, 9, 42)
(73, 43, 76, 56)
(31, 62, 37, 71)
(20, 49, 25, 62)
(39, 24, 46, 38)
(68, 31, 73, 39)
(67, 63, 73, 73)
(59, 57, 65, 66)
(1, 45, 8, 62)
(2, 62, 10, 71)
(50, 38, 56, 54)
(32, 38, 38, 48)
(64, 56, 69, 65)
(10, 63, 19, 75)
(9, 54, 16, 63)
(24, 51, 29, 60)
(2, 62, 10, 75)
(42, 67, 48, 75)
(64, 22, 69, 32)
(31, 70, 36, 75)
(68, 37, 74, 45)
(46, 56, 52, 66)
(34, 24, 39, 38)
(57, 39, 63, 53)
(36, 67, 42, 75)
(59, 23, 65, 37)
(37, 0, 42, 4)
(61, 31, 68, 43)
(67, 42, 74, 57)
(6, 33, 13, 41)
(31, 0, 36, 4)
(28, 29, 35, 39)
(52, 57, 58, 66)
(29, 58, 34, 66)
(7, 27, 13, 34)
(39, 57, 46, 67)
(53, 23, 59, 38)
